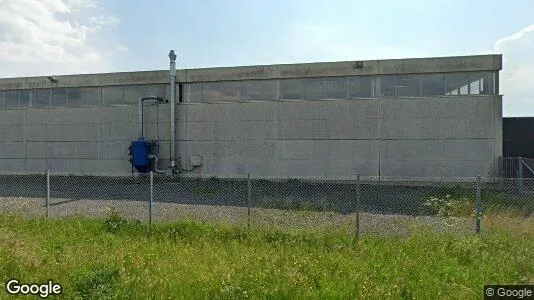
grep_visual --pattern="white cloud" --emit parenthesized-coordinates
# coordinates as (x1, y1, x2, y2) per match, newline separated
(0, 0, 124, 77)
(494, 25, 534, 116)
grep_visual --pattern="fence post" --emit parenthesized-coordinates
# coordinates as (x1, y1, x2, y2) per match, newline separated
(517, 157, 524, 193)
(46, 170, 50, 218)
(247, 173, 251, 230)
(355, 174, 361, 241)
(149, 171, 153, 227)
(476, 175, 481, 234)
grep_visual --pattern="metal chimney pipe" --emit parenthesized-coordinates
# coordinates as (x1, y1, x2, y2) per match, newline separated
(169, 50, 177, 170)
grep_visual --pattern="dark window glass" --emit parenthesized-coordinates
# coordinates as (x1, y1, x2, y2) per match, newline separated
(34, 89, 50, 107)
(20, 90, 30, 108)
(421, 74, 445, 96)
(68, 88, 83, 107)
(5, 90, 19, 109)
(446, 73, 469, 95)
(261, 80, 276, 101)
(281, 78, 323, 99)
(325, 77, 347, 99)
(102, 86, 123, 105)
(51, 88, 67, 106)
(469, 72, 494, 95)
(185, 83, 202, 103)
(348, 76, 373, 98)
(396, 74, 420, 96)
(378, 75, 395, 97)
(203, 82, 220, 102)
(219, 81, 242, 102)
(84, 87, 101, 106)
(243, 81, 261, 101)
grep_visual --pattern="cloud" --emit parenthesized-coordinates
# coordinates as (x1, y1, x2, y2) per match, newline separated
(0, 0, 123, 77)
(494, 25, 534, 116)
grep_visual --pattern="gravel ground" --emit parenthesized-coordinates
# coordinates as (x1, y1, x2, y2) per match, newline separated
(0, 196, 482, 236)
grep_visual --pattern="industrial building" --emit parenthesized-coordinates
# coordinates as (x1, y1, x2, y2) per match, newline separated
(0, 53, 502, 178)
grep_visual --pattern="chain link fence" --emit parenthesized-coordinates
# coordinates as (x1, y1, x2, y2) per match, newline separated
(1, 172, 533, 236)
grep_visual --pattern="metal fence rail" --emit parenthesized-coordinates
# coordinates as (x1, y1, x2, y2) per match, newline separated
(1, 172, 533, 236)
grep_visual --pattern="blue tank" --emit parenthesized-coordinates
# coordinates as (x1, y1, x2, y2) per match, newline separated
(129, 138, 152, 173)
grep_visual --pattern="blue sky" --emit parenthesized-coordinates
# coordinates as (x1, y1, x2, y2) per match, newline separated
(0, 0, 533, 116)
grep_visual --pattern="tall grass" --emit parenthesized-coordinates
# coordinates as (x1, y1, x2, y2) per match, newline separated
(0, 213, 532, 299)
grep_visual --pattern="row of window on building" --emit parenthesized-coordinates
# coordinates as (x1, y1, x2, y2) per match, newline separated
(0, 71, 496, 109)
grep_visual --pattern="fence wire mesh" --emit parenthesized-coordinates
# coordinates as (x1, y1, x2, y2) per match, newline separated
(0, 172, 533, 236)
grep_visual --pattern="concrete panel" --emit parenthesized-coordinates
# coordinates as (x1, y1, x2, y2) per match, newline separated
(185, 102, 272, 122)
(99, 70, 168, 86)
(465, 55, 498, 72)
(27, 142, 98, 159)
(0, 159, 25, 172)
(0, 110, 26, 125)
(187, 121, 276, 141)
(100, 123, 137, 141)
(98, 141, 130, 159)
(0, 142, 26, 159)
(380, 139, 495, 161)
(99, 106, 137, 124)
(26, 107, 101, 125)
(25, 159, 47, 172)
(187, 140, 276, 161)
(200, 157, 277, 176)
(277, 100, 379, 121)
(27, 124, 99, 142)
(0, 78, 25, 90)
(380, 160, 493, 177)
(380, 96, 495, 119)
(277, 118, 377, 140)
(278, 140, 379, 161)
(0, 125, 25, 141)
(380, 117, 494, 139)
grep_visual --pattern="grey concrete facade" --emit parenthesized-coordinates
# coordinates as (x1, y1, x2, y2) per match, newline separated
(0, 54, 503, 178)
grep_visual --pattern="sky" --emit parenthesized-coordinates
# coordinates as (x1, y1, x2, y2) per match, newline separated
(0, 0, 533, 116)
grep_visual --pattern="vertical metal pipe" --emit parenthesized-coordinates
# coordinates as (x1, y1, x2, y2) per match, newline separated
(149, 171, 153, 226)
(46, 170, 50, 218)
(169, 50, 177, 170)
(247, 173, 251, 230)
(476, 175, 481, 234)
(356, 174, 361, 241)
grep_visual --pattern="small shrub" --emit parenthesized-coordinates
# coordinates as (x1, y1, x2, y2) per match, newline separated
(103, 207, 126, 233)
(424, 195, 474, 217)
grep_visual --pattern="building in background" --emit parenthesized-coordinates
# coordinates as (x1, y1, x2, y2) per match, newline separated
(0, 54, 502, 178)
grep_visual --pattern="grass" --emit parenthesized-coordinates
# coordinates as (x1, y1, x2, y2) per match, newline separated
(0, 213, 533, 299)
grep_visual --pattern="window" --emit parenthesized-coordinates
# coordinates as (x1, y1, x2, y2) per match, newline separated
(5, 90, 19, 109)
(469, 72, 494, 95)
(243, 81, 261, 101)
(203, 82, 221, 102)
(34, 89, 50, 108)
(219, 81, 242, 102)
(124, 84, 167, 105)
(20, 90, 30, 108)
(348, 76, 373, 98)
(261, 80, 277, 101)
(0, 91, 4, 109)
(378, 75, 395, 97)
(51, 88, 67, 107)
(325, 77, 347, 99)
(396, 74, 420, 96)
(102, 86, 123, 105)
(281, 77, 323, 99)
(185, 83, 202, 103)
(84, 87, 101, 106)
(445, 73, 469, 95)
(68, 88, 83, 107)
(421, 74, 445, 96)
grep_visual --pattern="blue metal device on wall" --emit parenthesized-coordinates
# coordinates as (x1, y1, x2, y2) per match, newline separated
(128, 138, 153, 173)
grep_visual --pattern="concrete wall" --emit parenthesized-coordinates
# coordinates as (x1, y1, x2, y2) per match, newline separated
(0, 95, 500, 178)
